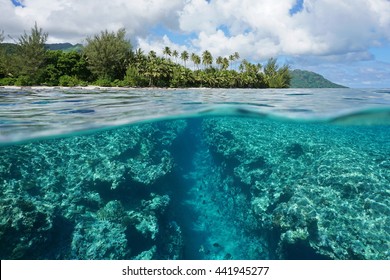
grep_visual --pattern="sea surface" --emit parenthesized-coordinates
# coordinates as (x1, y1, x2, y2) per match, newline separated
(0, 87, 389, 260)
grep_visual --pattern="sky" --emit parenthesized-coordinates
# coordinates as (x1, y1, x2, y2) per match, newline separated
(1, 0, 390, 88)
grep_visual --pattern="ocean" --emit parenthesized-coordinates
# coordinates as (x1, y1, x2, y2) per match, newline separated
(0, 87, 389, 260)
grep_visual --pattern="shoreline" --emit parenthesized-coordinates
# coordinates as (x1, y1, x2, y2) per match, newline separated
(0, 85, 220, 91)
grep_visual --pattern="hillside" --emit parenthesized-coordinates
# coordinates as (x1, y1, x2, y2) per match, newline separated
(290, 69, 347, 88)
(0, 43, 82, 53)
(46, 43, 83, 52)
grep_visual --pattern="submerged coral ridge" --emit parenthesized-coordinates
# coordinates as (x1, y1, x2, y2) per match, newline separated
(0, 116, 389, 260)
(0, 120, 187, 259)
(201, 117, 390, 259)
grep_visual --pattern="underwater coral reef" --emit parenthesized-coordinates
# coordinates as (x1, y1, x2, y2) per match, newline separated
(0, 117, 389, 259)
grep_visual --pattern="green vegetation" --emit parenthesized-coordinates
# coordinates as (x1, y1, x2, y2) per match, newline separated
(46, 43, 83, 52)
(0, 25, 291, 88)
(290, 69, 347, 88)
(15, 23, 48, 85)
(83, 28, 132, 81)
(0, 30, 4, 77)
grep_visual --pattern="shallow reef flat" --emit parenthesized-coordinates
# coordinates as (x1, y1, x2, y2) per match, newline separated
(199, 117, 390, 259)
(0, 116, 389, 260)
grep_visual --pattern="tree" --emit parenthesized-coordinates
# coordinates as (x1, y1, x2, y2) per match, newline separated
(216, 56, 223, 70)
(163, 46, 171, 60)
(16, 23, 48, 84)
(171, 66, 193, 88)
(222, 57, 229, 70)
(0, 30, 5, 77)
(263, 58, 291, 88)
(180, 51, 189, 68)
(41, 50, 61, 85)
(40, 50, 91, 86)
(191, 53, 201, 70)
(274, 64, 291, 88)
(172, 50, 179, 63)
(190, 53, 197, 70)
(84, 28, 132, 81)
(133, 48, 146, 69)
(148, 50, 157, 60)
(202, 50, 213, 69)
(233, 52, 240, 70)
(229, 54, 235, 70)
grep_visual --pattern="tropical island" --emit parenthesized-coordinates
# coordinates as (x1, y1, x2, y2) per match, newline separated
(0, 24, 343, 89)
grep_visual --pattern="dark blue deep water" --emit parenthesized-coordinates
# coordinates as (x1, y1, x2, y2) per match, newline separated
(0, 87, 389, 260)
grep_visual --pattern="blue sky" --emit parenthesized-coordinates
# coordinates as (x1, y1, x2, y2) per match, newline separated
(11, 0, 23, 7)
(2, 0, 390, 88)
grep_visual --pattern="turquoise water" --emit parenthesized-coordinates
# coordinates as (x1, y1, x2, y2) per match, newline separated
(0, 87, 389, 259)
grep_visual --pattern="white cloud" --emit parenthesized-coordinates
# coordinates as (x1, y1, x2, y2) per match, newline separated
(179, 0, 390, 61)
(137, 35, 195, 58)
(0, 0, 184, 43)
(1, 0, 389, 58)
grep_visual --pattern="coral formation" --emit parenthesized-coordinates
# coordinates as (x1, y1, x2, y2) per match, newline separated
(201, 117, 390, 259)
(0, 120, 186, 259)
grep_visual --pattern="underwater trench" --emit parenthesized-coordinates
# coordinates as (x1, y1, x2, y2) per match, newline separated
(157, 117, 333, 260)
(168, 118, 207, 259)
(158, 118, 271, 260)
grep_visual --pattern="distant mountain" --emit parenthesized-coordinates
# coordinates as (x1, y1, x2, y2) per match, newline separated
(0, 42, 83, 53)
(0, 43, 18, 54)
(45, 43, 83, 52)
(290, 69, 347, 88)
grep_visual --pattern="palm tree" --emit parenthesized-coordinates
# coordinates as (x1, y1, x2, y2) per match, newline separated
(180, 50, 189, 68)
(148, 50, 157, 60)
(191, 53, 197, 70)
(135, 48, 144, 59)
(263, 58, 290, 88)
(163, 46, 171, 60)
(202, 50, 213, 69)
(172, 50, 179, 63)
(233, 52, 240, 70)
(222, 57, 229, 70)
(229, 54, 235, 70)
(216, 56, 223, 70)
(134, 48, 146, 69)
(193, 54, 201, 70)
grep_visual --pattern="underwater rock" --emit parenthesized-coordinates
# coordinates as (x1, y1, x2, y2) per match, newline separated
(128, 194, 171, 240)
(71, 218, 129, 259)
(129, 211, 159, 240)
(0, 197, 55, 259)
(285, 143, 305, 158)
(157, 221, 184, 260)
(133, 245, 157, 260)
(97, 200, 126, 224)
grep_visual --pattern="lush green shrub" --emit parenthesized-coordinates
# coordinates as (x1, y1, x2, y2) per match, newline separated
(124, 66, 148, 87)
(14, 75, 33, 86)
(93, 78, 112, 87)
(111, 79, 123, 87)
(59, 75, 81, 87)
(0, 77, 17, 86)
